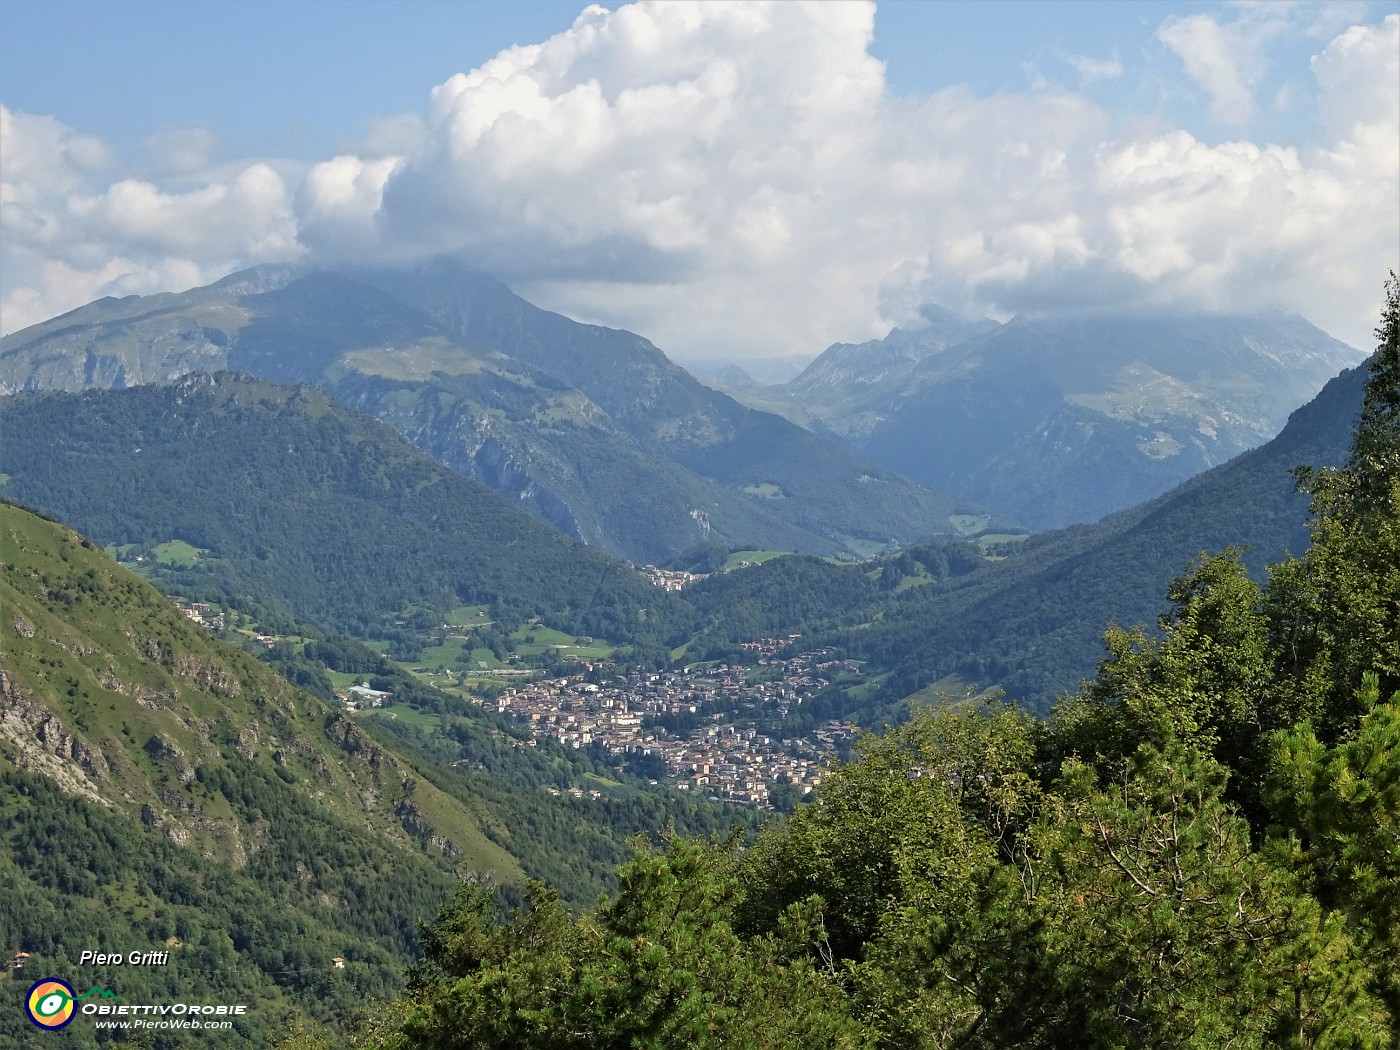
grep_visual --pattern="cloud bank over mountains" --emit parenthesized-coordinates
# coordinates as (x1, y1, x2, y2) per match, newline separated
(2, 2, 1396, 356)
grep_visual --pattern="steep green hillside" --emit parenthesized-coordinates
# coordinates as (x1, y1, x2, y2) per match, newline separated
(0, 502, 743, 1045)
(325, 367, 834, 564)
(0, 501, 510, 1044)
(851, 355, 1367, 711)
(0, 373, 679, 649)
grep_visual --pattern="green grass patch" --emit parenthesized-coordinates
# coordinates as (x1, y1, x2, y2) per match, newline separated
(366, 704, 442, 730)
(722, 550, 788, 570)
(893, 569, 936, 593)
(948, 514, 993, 536)
(413, 640, 471, 670)
(517, 625, 577, 647)
(840, 538, 890, 559)
(500, 625, 618, 662)
(443, 605, 492, 628)
(340, 338, 487, 381)
(740, 483, 784, 498)
(463, 647, 508, 670)
(902, 674, 1001, 707)
(583, 772, 625, 791)
(151, 540, 204, 567)
(325, 670, 364, 691)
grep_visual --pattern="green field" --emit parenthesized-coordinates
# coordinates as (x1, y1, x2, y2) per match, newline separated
(152, 539, 204, 566)
(413, 639, 472, 670)
(364, 704, 442, 729)
(442, 604, 493, 627)
(893, 567, 937, 593)
(105, 538, 206, 568)
(839, 538, 890, 559)
(326, 669, 364, 691)
(977, 533, 1031, 561)
(514, 624, 615, 660)
(384, 621, 621, 694)
(741, 483, 785, 498)
(722, 550, 788, 570)
(901, 674, 1001, 707)
(948, 513, 993, 536)
(583, 772, 625, 791)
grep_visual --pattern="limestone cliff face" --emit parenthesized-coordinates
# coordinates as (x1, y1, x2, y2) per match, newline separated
(0, 669, 112, 804)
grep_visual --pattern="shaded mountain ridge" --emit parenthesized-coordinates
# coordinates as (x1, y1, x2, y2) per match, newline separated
(745, 305, 1362, 530)
(0, 262, 1002, 562)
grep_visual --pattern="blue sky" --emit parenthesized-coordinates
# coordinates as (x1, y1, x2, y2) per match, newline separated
(2, 0, 1363, 159)
(2, 1, 1396, 356)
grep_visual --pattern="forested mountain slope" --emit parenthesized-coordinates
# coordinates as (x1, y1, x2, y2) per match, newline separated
(0, 500, 505, 1044)
(848, 354, 1370, 710)
(0, 373, 680, 650)
(678, 354, 1368, 718)
(0, 502, 743, 1045)
(0, 264, 997, 562)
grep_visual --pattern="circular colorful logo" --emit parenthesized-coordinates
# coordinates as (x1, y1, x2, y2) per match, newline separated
(26, 978, 76, 1030)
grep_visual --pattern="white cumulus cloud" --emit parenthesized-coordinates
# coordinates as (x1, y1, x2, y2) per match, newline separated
(1, 104, 302, 334)
(1158, 12, 1263, 125)
(2, 2, 1397, 356)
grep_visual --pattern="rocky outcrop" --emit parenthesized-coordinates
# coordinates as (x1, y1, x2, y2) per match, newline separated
(325, 715, 385, 772)
(143, 733, 196, 783)
(0, 671, 110, 804)
(395, 799, 460, 857)
(172, 654, 240, 696)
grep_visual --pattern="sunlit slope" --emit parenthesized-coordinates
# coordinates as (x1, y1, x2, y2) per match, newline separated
(0, 501, 525, 875)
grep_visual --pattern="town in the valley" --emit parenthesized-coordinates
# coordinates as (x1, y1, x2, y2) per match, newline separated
(475, 639, 860, 807)
(173, 593, 861, 808)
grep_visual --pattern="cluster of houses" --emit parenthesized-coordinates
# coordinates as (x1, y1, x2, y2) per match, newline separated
(336, 682, 392, 710)
(176, 601, 225, 630)
(545, 786, 606, 800)
(478, 642, 860, 805)
(170, 598, 278, 647)
(641, 566, 710, 591)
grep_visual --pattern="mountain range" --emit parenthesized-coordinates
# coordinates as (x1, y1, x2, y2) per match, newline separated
(728, 307, 1362, 530)
(0, 265, 1371, 717)
(0, 261, 999, 563)
(685, 352, 1369, 718)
